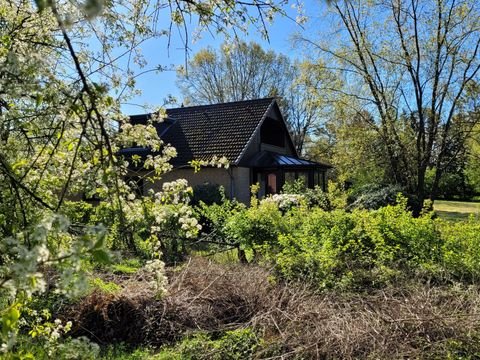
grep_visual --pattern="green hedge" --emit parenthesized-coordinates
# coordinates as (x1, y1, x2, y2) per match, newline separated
(200, 195, 480, 290)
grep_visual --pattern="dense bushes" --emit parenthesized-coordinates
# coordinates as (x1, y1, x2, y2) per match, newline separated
(271, 199, 442, 289)
(440, 219, 480, 282)
(282, 179, 331, 210)
(9, 204, 480, 358)
(347, 183, 405, 210)
(12, 185, 480, 358)
(62, 179, 202, 263)
(198, 194, 480, 290)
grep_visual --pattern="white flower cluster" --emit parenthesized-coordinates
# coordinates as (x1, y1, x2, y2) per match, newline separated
(41, 318, 72, 346)
(143, 153, 175, 177)
(262, 193, 305, 211)
(117, 123, 163, 152)
(178, 205, 202, 238)
(122, 178, 201, 239)
(0, 213, 109, 351)
(291, 1, 308, 25)
(144, 258, 168, 297)
(150, 202, 201, 239)
(158, 179, 193, 205)
(189, 155, 230, 173)
(14, 309, 73, 356)
(1, 230, 55, 299)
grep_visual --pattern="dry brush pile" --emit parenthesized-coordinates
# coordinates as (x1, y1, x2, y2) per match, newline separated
(64, 257, 480, 359)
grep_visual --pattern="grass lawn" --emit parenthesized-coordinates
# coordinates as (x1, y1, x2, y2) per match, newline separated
(433, 200, 480, 221)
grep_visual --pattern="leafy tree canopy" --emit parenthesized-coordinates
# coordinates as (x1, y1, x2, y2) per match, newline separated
(303, 0, 480, 211)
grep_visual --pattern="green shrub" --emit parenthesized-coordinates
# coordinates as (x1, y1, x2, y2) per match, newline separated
(195, 198, 245, 239)
(282, 179, 331, 210)
(347, 183, 404, 210)
(440, 219, 480, 282)
(163, 328, 259, 360)
(224, 200, 286, 260)
(197, 192, 480, 290)
(61, 201, 95, 224)
(266, 198, 441, 289)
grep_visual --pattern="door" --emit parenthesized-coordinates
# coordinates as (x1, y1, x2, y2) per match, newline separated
(266, 172, 277, 195)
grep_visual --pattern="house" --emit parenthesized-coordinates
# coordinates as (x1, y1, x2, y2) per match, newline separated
(119, 98, 331, 203)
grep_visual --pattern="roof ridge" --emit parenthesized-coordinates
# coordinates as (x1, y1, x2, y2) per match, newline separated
(128, 98, 277, 119)
(166, 97, 276, 112)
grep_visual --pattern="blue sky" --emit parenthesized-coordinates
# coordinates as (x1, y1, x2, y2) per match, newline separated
(121, 0, 328, 115)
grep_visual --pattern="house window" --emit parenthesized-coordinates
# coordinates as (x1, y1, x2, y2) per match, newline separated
(314, 171, 321, 186)
(260, 118, 285, 147)
(254, 172, 266, 198)
(314, 170, 326, 191)
(254, 171, 279, 196)
(297, 172, 308, 187)
(283, 171, 309, 189)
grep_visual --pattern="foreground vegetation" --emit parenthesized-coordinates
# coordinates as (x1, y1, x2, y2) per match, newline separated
(2, 0, 480, 358)
(5, 188, 480, 359)
(12, 257, 480, 359)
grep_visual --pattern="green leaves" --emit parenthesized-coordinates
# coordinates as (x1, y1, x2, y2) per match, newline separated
(1, 304, 21, 338)
(83, 0, 104, 19)
(91, 249, 111, 264)
(34, 0, 49, 12)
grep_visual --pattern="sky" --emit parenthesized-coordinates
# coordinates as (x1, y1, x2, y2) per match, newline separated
(121, 0, 328, 115)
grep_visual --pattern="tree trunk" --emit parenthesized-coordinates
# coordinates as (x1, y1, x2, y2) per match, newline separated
(412, 163, 427, 217)
(237, 246, 248, 263)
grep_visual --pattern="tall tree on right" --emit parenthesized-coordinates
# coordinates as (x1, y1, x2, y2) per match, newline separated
(305, 0, 480, 213)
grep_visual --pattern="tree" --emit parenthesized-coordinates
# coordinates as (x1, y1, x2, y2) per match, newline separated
(178, 41, 291, 104)
(283, 61, 336, 154)
(177, 41, 334, 154)
(0, 0, 289, 351)
(464, 118, 480, 195)
(304, 0, 480, 213)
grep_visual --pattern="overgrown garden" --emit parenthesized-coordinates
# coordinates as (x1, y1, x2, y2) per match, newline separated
(4, 181, 480, 358)
(2, 0, 480, 358)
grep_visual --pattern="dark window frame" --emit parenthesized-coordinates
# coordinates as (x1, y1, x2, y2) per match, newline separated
(260, 118, 285, 148)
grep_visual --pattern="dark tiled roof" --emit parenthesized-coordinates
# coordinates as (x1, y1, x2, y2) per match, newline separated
(130, 98, 275, 166)
(248, 151, 332, 168)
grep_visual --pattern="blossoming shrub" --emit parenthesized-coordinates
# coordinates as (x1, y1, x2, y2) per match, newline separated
(261, 193, 305, 212)
(282, 179, 331, 210)
(64, 179, 202, 263)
